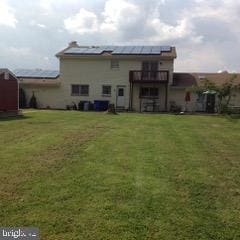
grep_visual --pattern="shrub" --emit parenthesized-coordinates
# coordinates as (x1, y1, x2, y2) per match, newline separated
(29, 92, 37, 109)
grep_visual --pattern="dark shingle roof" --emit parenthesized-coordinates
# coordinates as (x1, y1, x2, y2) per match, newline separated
(173, 72, 240, 87)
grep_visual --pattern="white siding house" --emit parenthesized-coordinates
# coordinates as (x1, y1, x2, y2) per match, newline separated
(55, 41, 177, 112)
(16, 41, 240, 113)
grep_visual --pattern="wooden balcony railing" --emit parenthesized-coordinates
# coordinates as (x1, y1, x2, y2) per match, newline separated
(129, 71, 169, 82)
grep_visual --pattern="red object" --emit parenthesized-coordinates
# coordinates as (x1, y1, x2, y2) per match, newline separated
(185, 91, 191, 102)
(0, 71, 18, 112)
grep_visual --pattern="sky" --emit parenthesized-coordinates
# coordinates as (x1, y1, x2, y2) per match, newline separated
(0, 0, 240, 72)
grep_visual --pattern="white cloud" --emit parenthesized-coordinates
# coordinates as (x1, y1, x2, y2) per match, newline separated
(63, 0, 204, 43)
(147, 17, 203, 44)
(0, 0, 17, 27)
(100, 0, 141, 32)
(1, 0, 240, 72)
(9, 47, 32, 55)
(37, 23, 46, 28)
(175, 44, 225, 72)
(64, 8, 99, 34)
(30, 20, 46, 29)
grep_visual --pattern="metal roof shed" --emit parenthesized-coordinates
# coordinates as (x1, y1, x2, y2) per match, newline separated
(0, 69, 19, 117)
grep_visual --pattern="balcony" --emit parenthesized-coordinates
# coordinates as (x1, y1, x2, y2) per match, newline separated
(129, 71, 169, 83)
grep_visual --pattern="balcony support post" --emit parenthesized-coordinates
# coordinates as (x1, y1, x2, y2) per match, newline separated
(129, 81, 134, 111)
(165, 82, 168, 111)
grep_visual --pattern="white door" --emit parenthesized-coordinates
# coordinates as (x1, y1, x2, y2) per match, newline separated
(116, 87, 125, 107)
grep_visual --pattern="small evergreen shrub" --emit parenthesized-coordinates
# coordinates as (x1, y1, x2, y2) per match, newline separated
(29, 92, 37, 109)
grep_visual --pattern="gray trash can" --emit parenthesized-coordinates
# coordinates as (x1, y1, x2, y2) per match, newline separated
(83, 102, 89, 111)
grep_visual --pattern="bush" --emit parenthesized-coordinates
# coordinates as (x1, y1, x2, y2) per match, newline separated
(29, 93, 37, 109)
(226, 106, 240, 115)
(170, 101, 182, 113)
(108, 104, 117, 114)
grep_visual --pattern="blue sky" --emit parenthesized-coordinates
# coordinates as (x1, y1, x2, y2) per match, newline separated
(0, 0, 239, 72)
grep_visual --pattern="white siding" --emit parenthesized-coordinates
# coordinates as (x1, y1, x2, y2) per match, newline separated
(20, 57, 174, 110)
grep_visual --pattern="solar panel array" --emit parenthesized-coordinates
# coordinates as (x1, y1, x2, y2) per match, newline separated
(64, 46, 172, 55)
(14, 69, 59, 78)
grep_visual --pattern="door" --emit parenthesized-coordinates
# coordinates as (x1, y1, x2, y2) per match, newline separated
(142, 61, 158, 80)
(116, 86, 125, 107)
(206, 94, 215, 113)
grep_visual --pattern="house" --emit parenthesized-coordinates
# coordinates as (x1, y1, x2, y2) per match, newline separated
(172, 72, 240, 112)
(14, 69, 60, 109)
(55, 41, 177, 112)
(0, 69, 19, 117)
(16, 41, 240, 112)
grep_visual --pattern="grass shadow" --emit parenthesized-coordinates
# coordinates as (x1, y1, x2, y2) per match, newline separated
(0, 115, 32, 122)
(223, 114, 240, 123)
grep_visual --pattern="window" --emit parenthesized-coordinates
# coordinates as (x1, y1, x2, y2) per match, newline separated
(142, 61, 158, 71)
(142, 61, 158, 80)
(71, 84, 89, 96)
(118, 88, 124, 96)
(140, 87, 159, 98)
(111, 60, 119, 69)
(102, 85, 111, 96)
(80, 85, 89, 95)
(71, 85, 80, 95)
(150, 88, 158, 97)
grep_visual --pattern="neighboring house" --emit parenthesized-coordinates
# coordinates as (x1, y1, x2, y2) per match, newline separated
(172, 72, 240, 112)
(0, 69, 19, 117)
(16, 41, 240, 112)
(14, 69, 60, 109)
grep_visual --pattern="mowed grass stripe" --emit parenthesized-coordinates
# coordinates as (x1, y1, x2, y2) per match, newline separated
(0, 111, 239, 239)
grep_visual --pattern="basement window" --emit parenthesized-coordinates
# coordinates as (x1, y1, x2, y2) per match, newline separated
(71, 84, 89, 96)
(140, 87, 159, 98)
(111, 60, 119, 69)
(102, 85, 111, 96)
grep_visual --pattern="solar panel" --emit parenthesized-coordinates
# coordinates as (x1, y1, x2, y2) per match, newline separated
(130, 46, 143, 54)
(66, 47, 91, 54)
(14, 69, 59, 78)
(102, 46, 116, 51)
(160, 46, 171, 52)
(141, 46, 153, 54)
(121, 46, 135, 54)
(83, 47, 102, 54)
(151, 46, 162, 54)
(112, 46, 126, 54)
(64, 45, 172, 55)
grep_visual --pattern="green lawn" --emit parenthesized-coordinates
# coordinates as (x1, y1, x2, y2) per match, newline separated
(0, 111, 240, 240)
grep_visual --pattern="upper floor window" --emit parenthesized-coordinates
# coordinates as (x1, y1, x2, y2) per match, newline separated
(71, 84, 89, 96)
(142, 61, 159, 80)
(102, 85, 111, 96)
(111, 60, 119, 69)
(142, 61, 158, 71)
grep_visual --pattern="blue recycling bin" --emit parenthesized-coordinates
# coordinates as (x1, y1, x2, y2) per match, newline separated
(94, 100, 109, 111)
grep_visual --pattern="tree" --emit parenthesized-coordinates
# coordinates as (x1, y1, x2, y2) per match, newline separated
(29, 92, 37, 109)
(19, 88, 27, 108)
(107, 103, 118, 114)
(216, 74, 240, 113)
